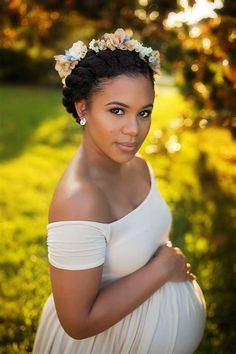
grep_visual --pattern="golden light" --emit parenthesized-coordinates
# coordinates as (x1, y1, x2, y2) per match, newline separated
(169, 117, 184, 129)
(138, 0, 148, 6)
(145, 145, 159, 154)
(202, 38, 211, 50)
(134, 9, 147, 20)
(184, 118, 193, 127)
(229, 30, 236, 43)
(199, 119, 208, 128)
(191, 63, 199, 72)
(165, 12, 179, 28)
(165, 135, 181, 153)
(149, 11, 159, 21)
(194, 82, 209, 98)
(166, 0, 223, 27)
(179, 0, 189, 9)
(222, 59, 229, 66)
(153, 129, 163, 138)
(189, 26, 201, 38)
(178, 31, 186, 40)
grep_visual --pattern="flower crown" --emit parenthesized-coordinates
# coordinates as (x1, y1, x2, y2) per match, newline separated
(54, 28, 160, 85)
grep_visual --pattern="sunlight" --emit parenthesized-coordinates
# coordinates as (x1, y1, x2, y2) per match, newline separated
(165, 0, 223, 27)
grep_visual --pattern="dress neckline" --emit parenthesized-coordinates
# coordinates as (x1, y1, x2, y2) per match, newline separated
(47, 161, 154, 228)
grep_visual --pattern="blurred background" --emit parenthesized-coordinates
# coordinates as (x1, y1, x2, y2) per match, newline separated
(0, 0, 235, 353)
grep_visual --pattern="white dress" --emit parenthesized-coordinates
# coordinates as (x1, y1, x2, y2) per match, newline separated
(32, 162, 206, 354)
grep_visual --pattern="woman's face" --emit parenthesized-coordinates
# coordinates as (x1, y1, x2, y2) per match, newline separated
(77, 74, 155, 164)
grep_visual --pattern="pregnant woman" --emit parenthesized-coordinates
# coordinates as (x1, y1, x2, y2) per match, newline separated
(33, 28, 206, 354)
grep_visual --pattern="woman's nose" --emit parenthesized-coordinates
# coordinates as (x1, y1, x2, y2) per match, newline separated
(122, 117, 139, 136)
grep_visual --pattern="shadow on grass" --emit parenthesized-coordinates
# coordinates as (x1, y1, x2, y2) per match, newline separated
(170, 151, 235, 353)
(0, 84, 80, 161)
(196, 152, 235, 353)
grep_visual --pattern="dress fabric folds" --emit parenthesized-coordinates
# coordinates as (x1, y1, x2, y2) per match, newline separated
(32, 162, 206, 354)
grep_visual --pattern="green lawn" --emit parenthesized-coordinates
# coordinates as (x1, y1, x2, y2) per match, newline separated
(0, 84, 235, 353)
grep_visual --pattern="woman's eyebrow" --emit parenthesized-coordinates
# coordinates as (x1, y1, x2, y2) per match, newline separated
(105, 101, 153, 109)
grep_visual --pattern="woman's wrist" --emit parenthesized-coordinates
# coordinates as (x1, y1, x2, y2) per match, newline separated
(147, 256, 170, 287)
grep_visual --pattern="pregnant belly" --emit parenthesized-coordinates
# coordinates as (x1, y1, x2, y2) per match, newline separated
(148, 280, 207, 354)
(116, 280, 206, 354)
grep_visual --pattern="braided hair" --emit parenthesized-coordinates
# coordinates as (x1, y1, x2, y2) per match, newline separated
(62, 48, 155, 125)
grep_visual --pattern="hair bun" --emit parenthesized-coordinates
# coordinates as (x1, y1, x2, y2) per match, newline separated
(62, 49, 154, 124)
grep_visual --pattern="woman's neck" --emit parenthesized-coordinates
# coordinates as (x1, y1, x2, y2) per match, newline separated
(74, 140, 130, 180)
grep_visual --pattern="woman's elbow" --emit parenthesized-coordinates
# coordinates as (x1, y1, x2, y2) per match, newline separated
(58, 316, 92, 340)
(65, 329, 90, 340)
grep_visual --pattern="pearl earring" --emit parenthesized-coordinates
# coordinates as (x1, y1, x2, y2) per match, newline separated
(79, 116, 87, 126)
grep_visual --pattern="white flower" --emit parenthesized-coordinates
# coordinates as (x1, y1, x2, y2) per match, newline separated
(54, 58, 79, 84)
(89, 39, 99, 52)
(149, 55, 156, 63)
(54, 28, 161, 85)
(125, 39, 142, 52)
(67, 41, 87, 60)
(139, 46, 153, 59)
(54, 40, 87, 85)
(113, 28, 129, 43)
(89, 39, 107, 52)
(54, 54, 68, 62)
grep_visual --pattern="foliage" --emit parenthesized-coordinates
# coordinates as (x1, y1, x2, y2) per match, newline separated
(162, 0, 236, 135)
(0, 84, 235, 353)
(1, 0, 235, 131)
(0, 48, 54, 84)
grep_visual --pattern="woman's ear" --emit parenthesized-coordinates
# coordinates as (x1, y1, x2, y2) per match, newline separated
(74, 100, 87, 117)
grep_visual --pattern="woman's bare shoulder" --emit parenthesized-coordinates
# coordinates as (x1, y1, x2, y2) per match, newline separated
(134, 153, 150, 176)
(134, 153, 146, 166)
(48, 179, 112, 224)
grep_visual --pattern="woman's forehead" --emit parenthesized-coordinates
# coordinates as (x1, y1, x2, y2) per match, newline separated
(93, 74, 154, 102)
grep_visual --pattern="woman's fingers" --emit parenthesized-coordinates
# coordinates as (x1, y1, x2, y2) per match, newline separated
(187, 272, 197, 281)
(185, 263, 197, 281)
(153, 243, 198, 282)
(186, 262, 191, 272)
(166, 241, 173, 247)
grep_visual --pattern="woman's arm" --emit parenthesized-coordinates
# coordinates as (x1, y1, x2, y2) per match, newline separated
(49, 182, 193, 340)
(50, 253, 167, 339)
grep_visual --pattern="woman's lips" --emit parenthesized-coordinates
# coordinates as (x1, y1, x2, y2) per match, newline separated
(116, 142, 138, 152)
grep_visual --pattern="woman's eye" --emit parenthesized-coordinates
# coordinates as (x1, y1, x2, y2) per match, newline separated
(139, 110, 151, 118)
(110, 108, 124, 115)
(109, 108, 151, 118)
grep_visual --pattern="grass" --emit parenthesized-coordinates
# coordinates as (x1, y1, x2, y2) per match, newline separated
(0, 84, 235, 353)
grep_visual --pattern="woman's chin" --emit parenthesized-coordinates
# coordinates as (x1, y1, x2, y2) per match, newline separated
(107, 152, 135, 164)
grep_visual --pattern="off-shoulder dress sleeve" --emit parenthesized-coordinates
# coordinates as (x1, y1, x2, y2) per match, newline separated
(46, 220, 110, 270)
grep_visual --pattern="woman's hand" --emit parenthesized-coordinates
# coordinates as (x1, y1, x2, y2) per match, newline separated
(151, 242, 197, 282)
